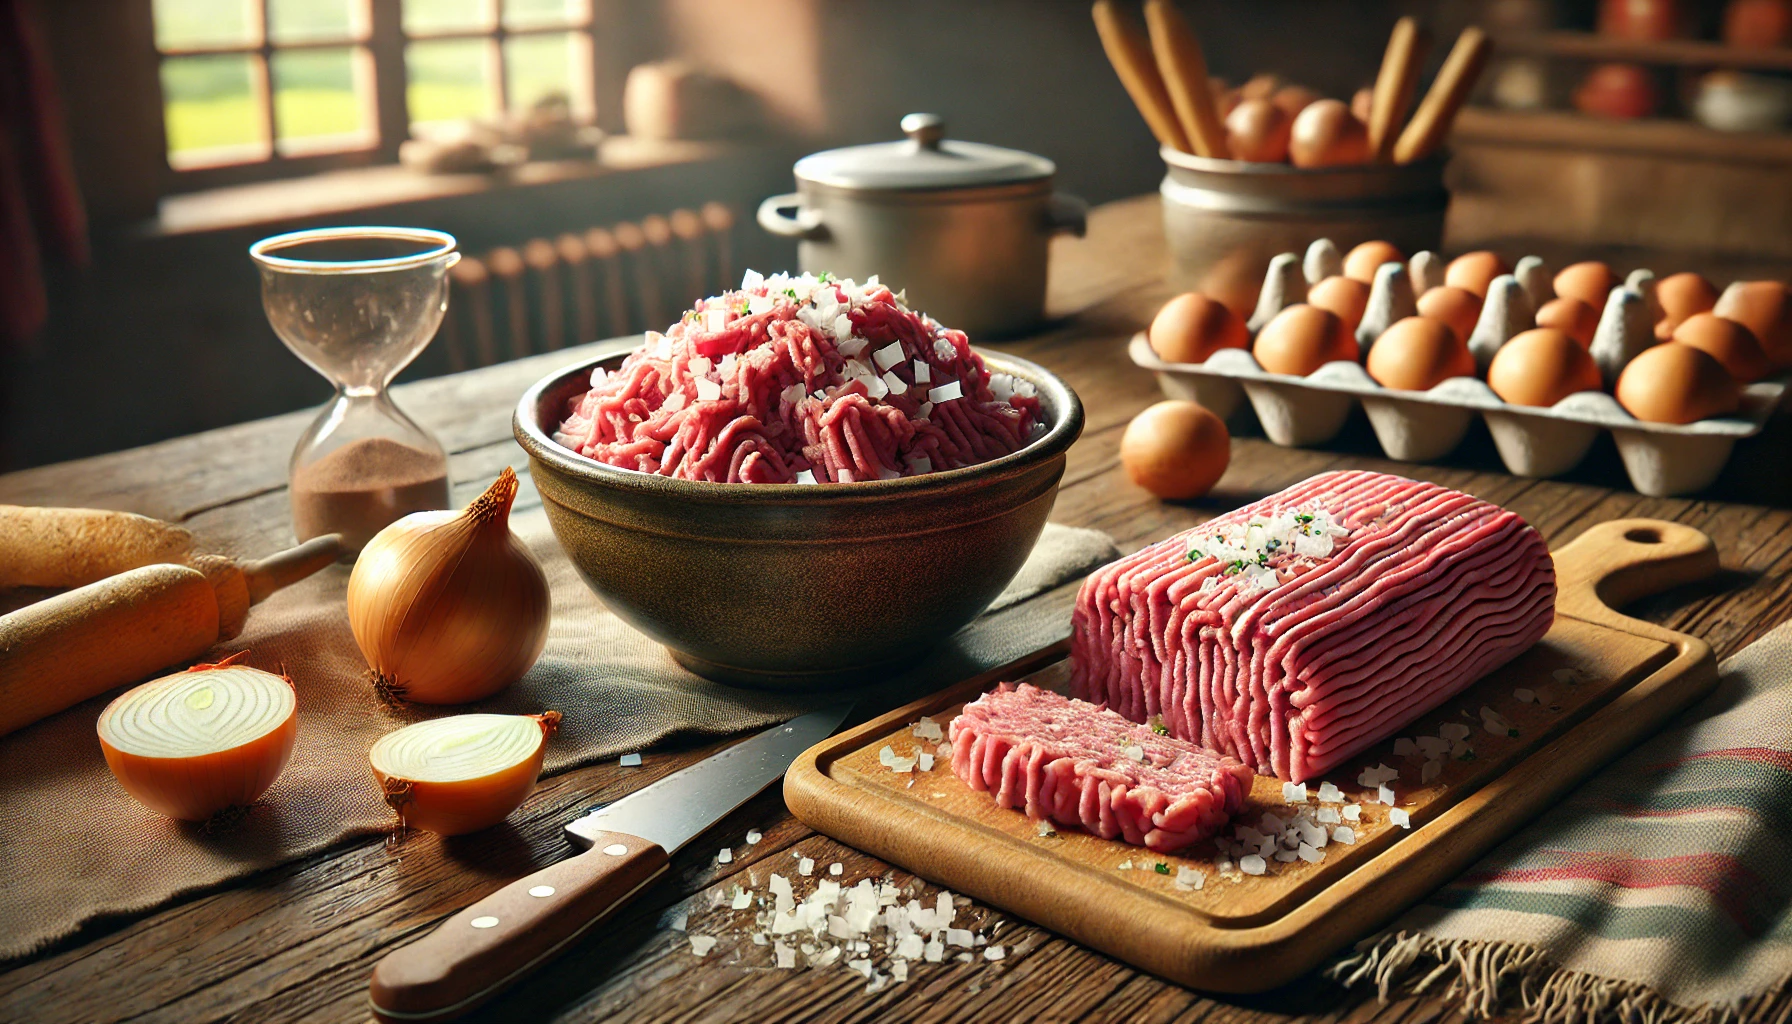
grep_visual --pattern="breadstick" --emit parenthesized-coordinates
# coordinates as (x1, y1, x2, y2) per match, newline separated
(1369, 17, 1428, 162)
(1393, 26, 1490, 165)
(1093, 0, 1191, 152)
(1143, 0, 1229, 158)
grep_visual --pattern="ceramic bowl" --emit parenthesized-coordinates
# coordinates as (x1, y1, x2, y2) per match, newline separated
(514, 343, 1084, 690)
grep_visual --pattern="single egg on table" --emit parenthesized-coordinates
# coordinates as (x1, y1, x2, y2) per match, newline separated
(1367, 317, 1475, 391)
(1307, 275, 1371, 334)
(1535, 297, 1600, 347)
(1289, 99, 1370, 168)
(1445, 251, 1510, 298)
(1148, 292, 1249, 364)
(1120, 400, 1231, 500)
(1342, 240, 1405, 284)
(1552, 261, 1616, 309)
(1253, 304, 1356, 376)
(1671, 312, 1772, 382)
(1415, 285, 1483, 343)
(1616, 343, 1741, 423)
(1224, 98, 1292, 163)
(1714, 281, 1792, 369)
(1487, 327, 1603, 407)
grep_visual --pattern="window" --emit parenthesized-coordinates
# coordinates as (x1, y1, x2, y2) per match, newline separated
(151, 0, 599, 180)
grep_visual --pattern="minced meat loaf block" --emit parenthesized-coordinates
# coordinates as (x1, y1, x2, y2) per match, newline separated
(1070, 470, 1554, 783)
(948, 682, 1254, 852)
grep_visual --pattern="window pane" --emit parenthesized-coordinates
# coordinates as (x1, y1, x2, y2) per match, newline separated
(270, 0, 357, 43)
(403, 0, 487, 34)
(161, 53, 264, 159)
(153, 0, 256, 50)
(505, 32, 573, 113)
(407, 39, 490, 124)
(505, 0, 581, 28)
(273, 47, 366, 148)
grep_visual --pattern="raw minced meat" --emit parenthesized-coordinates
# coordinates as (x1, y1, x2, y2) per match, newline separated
(552, 271, 1044, 483)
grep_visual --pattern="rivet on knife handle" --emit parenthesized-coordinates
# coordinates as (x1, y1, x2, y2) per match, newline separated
(369, 832, 670, 1024)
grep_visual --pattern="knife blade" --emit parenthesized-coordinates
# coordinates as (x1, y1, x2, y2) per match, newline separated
(368, 703, 853, 1023)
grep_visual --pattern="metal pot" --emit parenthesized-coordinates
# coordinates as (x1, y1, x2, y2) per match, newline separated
(1160, 147, 1449, 317)
(758, 114, 1088, 339)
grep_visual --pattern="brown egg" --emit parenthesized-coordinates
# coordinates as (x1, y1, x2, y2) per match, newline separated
(1342, 240, 1406, 284)
(1535, 297, 1600, 347)
(1616, 343, 1741, 424)
(1253, 304, 1356, 375)
(1444, 251, 1510, 298)
(1239, 73, 1283, 100)
(1367, 317, 1476, 391)
(1289, 100, 1371, 168)
(1224, 98, 1293, 163)
(1149, 292, 1250, 364)
(1415, 286, 1484, 343)
(1714, 281, 1792, 368)
(1272, 84, 1323, 119)
(1671, 313, 1772, 382)
(1120, 400, 1231, 500)
(1487, 328, 1603, 407)
(1307, 275, 1371, 333)
(1656, 272, 1718, 322)
(1350, 86, 1374, 121)
(1552, 262, 1616, 308)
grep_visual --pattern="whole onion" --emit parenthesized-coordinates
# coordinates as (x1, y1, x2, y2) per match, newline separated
(347, 468, 551, 704)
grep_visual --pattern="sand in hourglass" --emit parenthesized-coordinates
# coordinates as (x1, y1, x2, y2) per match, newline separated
(291, 437, 450, 553)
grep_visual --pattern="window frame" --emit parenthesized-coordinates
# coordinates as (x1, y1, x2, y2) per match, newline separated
(151, 0, 608, 193)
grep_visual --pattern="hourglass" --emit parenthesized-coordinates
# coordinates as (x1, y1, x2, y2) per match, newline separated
(250, 227, 459, 557)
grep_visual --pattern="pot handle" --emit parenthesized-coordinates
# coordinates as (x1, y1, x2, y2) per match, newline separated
(757, 193, 828, 241)
(1046, 193, 1089, 238)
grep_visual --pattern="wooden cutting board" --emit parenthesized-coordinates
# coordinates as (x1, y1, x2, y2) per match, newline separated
(784, 518, 1720, 992)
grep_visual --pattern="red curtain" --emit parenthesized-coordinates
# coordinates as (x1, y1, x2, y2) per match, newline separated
(0, 0, 87, 353)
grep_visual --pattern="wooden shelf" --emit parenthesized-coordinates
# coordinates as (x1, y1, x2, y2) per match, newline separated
(1492, 30, 1792, 72)
(1455, 106, 1792, 164)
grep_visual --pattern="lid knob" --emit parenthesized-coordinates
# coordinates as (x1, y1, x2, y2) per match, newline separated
(900, 113, 945, 151)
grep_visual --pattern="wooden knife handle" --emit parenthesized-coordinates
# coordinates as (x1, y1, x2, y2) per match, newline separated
(1368, 16, 1428, 162)
(1393, 25, 1490, 165)
(369, 831, 670, 1023)
(1143, 0, 1229, 159)
(1092, 0, 1192, 153)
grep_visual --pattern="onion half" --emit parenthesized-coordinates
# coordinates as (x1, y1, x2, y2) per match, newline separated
(369, 711, 560, 835)
(97, 653, 298, 821)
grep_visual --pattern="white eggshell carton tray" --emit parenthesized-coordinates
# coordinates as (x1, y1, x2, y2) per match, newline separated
(1132, 238, 1788, 497)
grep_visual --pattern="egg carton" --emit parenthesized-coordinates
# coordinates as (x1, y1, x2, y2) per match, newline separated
(1131, 239, 1789, 497)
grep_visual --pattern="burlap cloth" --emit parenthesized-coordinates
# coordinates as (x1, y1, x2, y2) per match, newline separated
(0, 510, 1117, 961)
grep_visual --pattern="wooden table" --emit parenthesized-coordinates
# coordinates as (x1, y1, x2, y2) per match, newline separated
(4, 195, 1790, 1024)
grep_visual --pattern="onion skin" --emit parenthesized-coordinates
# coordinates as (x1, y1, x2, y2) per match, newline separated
(348, 468, 551, 704)
(373, 712, 559, 835)
(97, 654, 298, 821)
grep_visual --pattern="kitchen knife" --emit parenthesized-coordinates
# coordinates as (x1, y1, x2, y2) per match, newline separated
(368, 703, 854, 1023)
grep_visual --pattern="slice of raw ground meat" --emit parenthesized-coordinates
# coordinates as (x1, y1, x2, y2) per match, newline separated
(1070, 470, 1555, 782)
(948, 682, 1254, 852)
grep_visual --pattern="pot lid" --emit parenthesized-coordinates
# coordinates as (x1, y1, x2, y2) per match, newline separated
(794, 113, 1055, 191)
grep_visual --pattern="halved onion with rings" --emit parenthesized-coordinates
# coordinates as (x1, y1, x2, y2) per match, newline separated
(369, 711, 560, 835)
(97, 654, 298, 821)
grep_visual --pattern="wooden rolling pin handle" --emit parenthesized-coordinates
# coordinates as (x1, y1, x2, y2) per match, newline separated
(1143, 0, 1229, 159)
(243, 534, 343, 605)
(1092, 0, 1193, 153)
(1368, 17, 1428, 162)
(1392, 25, 1490, 165)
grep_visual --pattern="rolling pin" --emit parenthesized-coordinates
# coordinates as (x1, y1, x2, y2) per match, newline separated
(1092, 0, 1192, 153)
(1392, 25, 1490, 165)
(1143, 0, 1229, 159)
(0, 534, 341, 738)
(1368, 17, 1428, 162)
(0, 504, 195, 589)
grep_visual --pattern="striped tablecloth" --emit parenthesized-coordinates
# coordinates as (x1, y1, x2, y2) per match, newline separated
(1332, 619, 1792, 1024)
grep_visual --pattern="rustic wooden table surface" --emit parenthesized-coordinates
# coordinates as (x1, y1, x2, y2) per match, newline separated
(4, 195, 1791, 1024)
